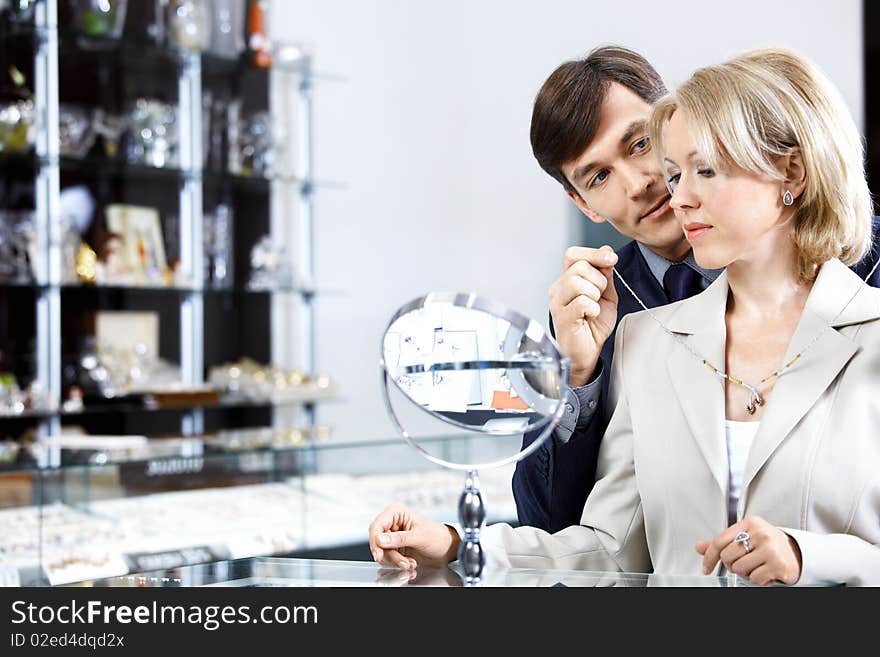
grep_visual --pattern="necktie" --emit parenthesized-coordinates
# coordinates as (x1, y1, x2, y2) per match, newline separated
(662, 263, 704, 302)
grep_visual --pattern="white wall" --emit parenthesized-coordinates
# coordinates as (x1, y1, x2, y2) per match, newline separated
(270, 0, 864, 444)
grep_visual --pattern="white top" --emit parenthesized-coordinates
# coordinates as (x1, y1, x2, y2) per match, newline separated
(724, 420, 760, 526)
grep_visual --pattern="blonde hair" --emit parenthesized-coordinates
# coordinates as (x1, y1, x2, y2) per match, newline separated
(648, 48, 873, 280)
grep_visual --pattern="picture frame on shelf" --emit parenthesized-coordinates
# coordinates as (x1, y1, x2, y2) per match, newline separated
(105, 204, 167, 285)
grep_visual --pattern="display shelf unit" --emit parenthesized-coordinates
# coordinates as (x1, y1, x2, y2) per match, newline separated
(0, 0, 327, 443)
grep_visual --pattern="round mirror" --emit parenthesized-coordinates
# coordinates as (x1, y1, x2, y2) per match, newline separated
(380, 292, 572, 471)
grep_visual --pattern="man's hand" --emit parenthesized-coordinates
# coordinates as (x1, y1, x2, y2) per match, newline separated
(696, 516, 803, 586)
(549, 245, 619, 387)
(368, 503, 460, 570)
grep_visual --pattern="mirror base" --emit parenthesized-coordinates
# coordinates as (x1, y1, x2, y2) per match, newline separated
(457, 470, 486, 585)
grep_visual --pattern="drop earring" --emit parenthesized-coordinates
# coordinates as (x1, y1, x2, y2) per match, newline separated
(783, 190, 794, 206)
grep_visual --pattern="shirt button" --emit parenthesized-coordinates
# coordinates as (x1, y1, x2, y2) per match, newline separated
(588, 400, 597, 410)
(565, 403, 574, 413)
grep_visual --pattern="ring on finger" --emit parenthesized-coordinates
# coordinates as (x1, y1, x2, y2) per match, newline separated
(734, 531, 751, 553)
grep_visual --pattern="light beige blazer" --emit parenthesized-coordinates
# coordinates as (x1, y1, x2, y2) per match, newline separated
(483, 258, 880, 585)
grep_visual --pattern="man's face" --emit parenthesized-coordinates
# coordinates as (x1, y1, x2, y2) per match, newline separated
(560, 82, 688, 260)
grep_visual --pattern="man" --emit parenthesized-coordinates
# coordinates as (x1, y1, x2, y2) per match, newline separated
(512, 45, 880, 533)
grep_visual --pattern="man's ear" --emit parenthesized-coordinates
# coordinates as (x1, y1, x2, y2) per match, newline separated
(778, 147, 807, 200)
(566, 189, 606, 225)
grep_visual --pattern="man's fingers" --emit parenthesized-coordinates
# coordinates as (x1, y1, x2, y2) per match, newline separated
(559, 276, 602, 305)
(564, 245, 618, 270)
(695, 540, 710, 555)
(566, 295, 601, 320)
(602, 266, 619, 303)
(565, 260, 609, 292)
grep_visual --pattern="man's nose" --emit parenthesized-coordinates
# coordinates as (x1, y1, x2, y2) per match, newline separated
(620, 163, 656, 201)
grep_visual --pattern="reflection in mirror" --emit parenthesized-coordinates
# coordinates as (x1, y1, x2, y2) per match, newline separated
(382, 294, 564, 437)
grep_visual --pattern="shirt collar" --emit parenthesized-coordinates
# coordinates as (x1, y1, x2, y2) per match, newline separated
(636, 242, 722, 287)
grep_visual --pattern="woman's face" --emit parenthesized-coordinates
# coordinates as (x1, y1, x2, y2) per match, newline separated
(663, 110, 789, 271)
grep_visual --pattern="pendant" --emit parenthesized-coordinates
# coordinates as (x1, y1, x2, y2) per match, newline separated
(746, 389, 765, 415)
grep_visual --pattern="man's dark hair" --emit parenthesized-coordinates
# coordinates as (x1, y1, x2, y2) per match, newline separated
(530, 46, 667, 195)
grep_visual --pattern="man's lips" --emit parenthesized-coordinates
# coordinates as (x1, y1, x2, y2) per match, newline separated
(684, 222, 713, 241)
(639, 195, 671, 222)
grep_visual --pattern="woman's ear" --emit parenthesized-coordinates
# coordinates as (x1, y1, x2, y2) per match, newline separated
(566, 189, 607, 225)
(779, 147, 807, 200)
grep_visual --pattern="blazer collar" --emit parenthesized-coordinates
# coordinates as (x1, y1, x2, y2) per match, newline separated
(665, 258, 880, 335)
(664, 258, 880, 496)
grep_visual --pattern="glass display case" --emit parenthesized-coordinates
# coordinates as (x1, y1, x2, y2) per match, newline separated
(68, 556, 761, 588)
(0, 433, 520, 586)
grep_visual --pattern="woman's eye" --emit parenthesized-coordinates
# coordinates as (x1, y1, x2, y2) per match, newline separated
(666, 172, 680, 191)
(590, 170, 609, 187)
(697, 168, 715, 177)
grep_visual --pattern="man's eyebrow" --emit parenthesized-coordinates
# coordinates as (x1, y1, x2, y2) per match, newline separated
(572, 160, 599, 184)
(620, 120, 647, 146)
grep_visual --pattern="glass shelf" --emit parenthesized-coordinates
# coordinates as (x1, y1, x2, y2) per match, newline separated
(208, 286, 347, 298)
(0, 408, 57, 421)
(0, 282, 345, 298)
(0, 280, 44, 290)
(58, 155, 185, 182)
(0, 26, 326, 81)
(0, 393, 342, 423)
(202, 171, 346, 193)
(0, 153, 345, 191)
(0, 432, 476, 475)
(60, 394, 342, 416)
(0, 152, 189, 182)
(57, 32, 186, 69)
(59, 282, 198, 294)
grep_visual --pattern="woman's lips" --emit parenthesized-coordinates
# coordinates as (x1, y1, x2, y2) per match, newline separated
(684, 222, 712, 241)
(640, 196, 671, 222)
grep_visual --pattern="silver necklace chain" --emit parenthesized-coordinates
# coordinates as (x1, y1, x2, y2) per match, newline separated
(610, 256, 880, 414)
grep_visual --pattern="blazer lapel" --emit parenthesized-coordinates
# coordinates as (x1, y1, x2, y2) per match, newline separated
(742, 259, 880, 490)
(665, 273, 731, 494)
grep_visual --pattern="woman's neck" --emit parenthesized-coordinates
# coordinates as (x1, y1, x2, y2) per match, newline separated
(725, 237, 814, 320)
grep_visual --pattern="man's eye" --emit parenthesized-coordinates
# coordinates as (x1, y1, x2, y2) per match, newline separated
(589, 170, 609, 187)
(631, 137, 650, 154)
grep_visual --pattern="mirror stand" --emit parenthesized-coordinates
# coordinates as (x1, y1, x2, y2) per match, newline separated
(380, 292, 572, 586)
(457, 470, 486, 585)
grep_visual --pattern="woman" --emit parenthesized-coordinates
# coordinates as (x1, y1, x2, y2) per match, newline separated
(368, 49, 880, 586)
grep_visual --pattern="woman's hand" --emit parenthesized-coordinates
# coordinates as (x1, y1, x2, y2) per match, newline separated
(696, 516, 803, 585)
(368, 503, 460, 569)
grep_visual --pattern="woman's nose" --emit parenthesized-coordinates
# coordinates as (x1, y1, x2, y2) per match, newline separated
(670, 179, 698, 211)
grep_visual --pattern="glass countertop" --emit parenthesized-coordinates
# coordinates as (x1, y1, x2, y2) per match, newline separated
(68, 557, 758, 588)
